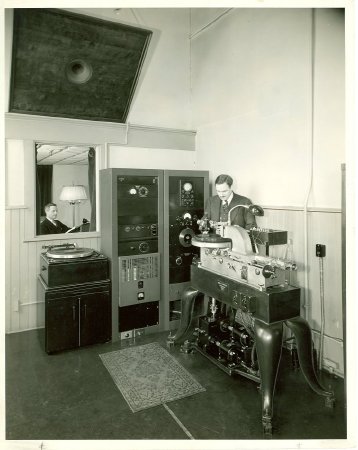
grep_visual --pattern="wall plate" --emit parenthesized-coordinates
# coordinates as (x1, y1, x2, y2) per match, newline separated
(120, 330, 134, 340)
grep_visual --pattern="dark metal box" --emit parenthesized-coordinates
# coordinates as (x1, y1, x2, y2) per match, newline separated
(190, 265, 300, 324)
(40, 252, 109, 287)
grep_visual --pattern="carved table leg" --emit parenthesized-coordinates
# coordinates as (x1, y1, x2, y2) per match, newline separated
(254, 319, 284, 437)
(285, 317, 335, 407)
(167, 287, 199, 346)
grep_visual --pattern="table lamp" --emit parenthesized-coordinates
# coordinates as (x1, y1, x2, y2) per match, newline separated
(59, 185, 88, 227)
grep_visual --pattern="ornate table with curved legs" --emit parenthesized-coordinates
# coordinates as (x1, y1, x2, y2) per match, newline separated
(168, 265, 335, 437)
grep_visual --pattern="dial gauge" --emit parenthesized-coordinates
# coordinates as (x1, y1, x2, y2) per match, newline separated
(183, 182, 193, 192)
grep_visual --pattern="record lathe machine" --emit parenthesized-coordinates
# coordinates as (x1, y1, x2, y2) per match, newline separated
(168, 208, 335, 436)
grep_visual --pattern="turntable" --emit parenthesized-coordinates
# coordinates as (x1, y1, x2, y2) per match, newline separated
(45, 244, 95, 259)
(40, 243, 109, 287)
(192, 233, 232, 248)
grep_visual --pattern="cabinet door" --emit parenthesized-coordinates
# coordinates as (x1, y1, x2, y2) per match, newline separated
(80, 291, 111, 347)
(46, 297, 79, 353)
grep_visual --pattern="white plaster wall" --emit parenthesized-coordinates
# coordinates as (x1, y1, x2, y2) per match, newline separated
(191, 8, 345, 209)
(190, 8, 229, 35)
(125, 8, 191, 129)
(311, 8, 345, 208)
(108, 145, 196, 170)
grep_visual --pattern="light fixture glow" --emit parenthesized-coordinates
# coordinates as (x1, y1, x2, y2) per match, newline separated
(60, 185, 88, 227)
(60, 185, 87, 204)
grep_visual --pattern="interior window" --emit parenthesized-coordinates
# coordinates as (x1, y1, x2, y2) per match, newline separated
(35, 142, 97, 236)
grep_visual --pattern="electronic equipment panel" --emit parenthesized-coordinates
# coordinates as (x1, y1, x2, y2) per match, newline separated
(117, 175, 159, 256)
(167, 176, 206, 283)
(118, 253, 160, 307)
(163, 171, 209, 328)
(100, 168, 163, 342)
(100, 169, 209, 338)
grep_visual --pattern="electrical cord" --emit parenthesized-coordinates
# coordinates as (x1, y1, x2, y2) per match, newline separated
(319, 257, 325, 371)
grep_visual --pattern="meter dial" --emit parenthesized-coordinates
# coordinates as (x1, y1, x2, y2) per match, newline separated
(139, 242, 150, 253)
(138, 186, 149, 197)
(183, 182, 193, 192)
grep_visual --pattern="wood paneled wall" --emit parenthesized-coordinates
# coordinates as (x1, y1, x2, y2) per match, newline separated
(5, 207, 100, 333)
(259, 207, 344, 376)
(5, 205, 344, 375)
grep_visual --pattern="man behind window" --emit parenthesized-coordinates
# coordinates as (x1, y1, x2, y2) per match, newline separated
(40, 203, 70, 235)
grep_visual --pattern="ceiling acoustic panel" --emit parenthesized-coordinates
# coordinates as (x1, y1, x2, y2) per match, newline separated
(9, 8, 152, 123)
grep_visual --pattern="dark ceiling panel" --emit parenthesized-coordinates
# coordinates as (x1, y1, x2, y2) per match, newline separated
(9, 8, 152, 123)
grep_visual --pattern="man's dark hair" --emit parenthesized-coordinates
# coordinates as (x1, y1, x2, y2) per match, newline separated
(215, 174, 233, 187)
(44, 202, 57, 212)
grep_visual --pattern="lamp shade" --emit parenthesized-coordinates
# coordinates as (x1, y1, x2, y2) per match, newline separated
(59, 185, 88, 203)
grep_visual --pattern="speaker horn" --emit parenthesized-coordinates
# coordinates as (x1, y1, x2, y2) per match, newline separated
(65, 59, 93, 85)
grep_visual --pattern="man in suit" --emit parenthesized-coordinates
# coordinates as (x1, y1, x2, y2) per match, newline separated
(203, 174, 257, 230)
(40, 203, 70, 235)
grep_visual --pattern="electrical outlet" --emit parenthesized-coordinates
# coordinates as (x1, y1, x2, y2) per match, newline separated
(134, 328, 145, 338)
(316, 244, 326, 257)
(120, 330, 133, 340)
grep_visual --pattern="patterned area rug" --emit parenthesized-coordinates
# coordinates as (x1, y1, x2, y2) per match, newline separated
(99, 342, 205, 413)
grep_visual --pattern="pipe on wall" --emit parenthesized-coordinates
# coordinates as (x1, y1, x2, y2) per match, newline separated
(303, 9, 316, 321)
(189, 9, 234, 41)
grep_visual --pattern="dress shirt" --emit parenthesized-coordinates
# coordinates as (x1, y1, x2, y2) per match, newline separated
(223, 192, 234, 207)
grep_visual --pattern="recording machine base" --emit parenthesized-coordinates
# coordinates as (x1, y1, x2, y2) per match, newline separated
(168, 265, 335, 437)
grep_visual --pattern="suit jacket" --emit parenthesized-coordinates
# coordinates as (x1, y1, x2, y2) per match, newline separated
(203, 193, 257, 230)
(40, 218, 70, 235)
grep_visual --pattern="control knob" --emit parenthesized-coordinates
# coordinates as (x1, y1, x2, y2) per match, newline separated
(262, 265, 275, 278)
(139, 242, 150, 253)
(138, 186, 149, 197)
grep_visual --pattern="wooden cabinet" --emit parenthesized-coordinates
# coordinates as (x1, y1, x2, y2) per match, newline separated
(38, 277, 111, 354)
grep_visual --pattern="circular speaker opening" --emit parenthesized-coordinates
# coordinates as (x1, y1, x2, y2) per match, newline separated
(66, 59, 93, 84)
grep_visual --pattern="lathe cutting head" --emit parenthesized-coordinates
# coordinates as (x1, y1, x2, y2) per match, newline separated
(192, 223, 296, 291)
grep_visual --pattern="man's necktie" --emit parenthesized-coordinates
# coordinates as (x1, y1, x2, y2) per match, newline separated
(221, 201, 229, 222)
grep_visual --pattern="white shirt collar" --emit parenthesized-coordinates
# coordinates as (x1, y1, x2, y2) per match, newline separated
(224, 192, 234, 206)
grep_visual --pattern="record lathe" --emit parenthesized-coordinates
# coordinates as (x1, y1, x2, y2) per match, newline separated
(168, 208, 335, 436)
